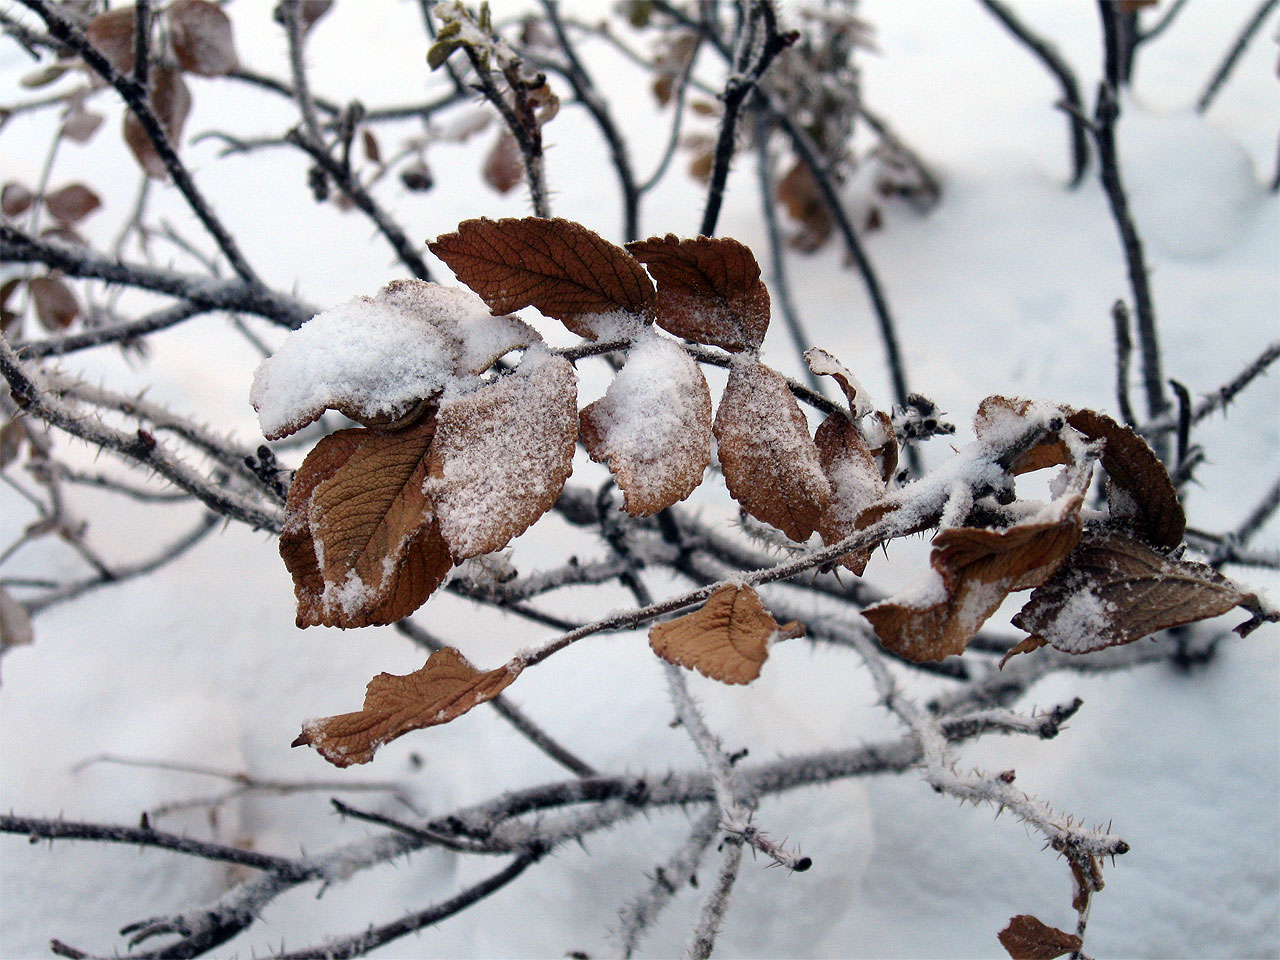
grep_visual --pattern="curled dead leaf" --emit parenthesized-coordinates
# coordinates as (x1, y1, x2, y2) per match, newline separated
(85, 6, 136, 76)
(430, 217, 656, 340)
(483, 129, 524, 195)
(580, 333, 712, 517)
(28, 276, 80, 330)
(650, 584, 804, 684)
(813, 411, 882, 574)
(974, 396, 1072, 475)
(1066, 408, 1184, 549)
(713, 357, 831, 542)
(625, 234, 770, 352)
(864, 495, 1084, 662)
(293, 647, 523, 767)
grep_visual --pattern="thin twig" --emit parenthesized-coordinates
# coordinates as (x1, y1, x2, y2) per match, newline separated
(1196, 0, 1280, 114)
(976, 0, 1090, 186)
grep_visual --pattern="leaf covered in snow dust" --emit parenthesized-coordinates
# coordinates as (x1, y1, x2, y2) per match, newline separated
(427, 349, 578, 559)
(294, 647, 523, 766)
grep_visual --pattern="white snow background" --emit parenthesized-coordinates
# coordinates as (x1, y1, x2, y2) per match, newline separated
(1, 0, 1278, 957)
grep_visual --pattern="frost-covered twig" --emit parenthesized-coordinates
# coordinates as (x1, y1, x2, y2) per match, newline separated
(617, 808, 721, 958)
(976, 0, 1090, 186)
(754, 107, 823, 393)
(395, 619, 599, 778)
(0, 224, 314, 328)
(1110, 300, 1137, 426)
(540, 0, 642, 239)
(0, 337, 282, 532)
(1195, 0, 1280, 114)
(684, 833, 744, 960)
(22, 512, 220, 615)
(1142, 339, 1280, 437)
(284, 128, 434, 281)
(18, 0, 263, 288)
(17, 301, 209, 358)
(699, 1, 794, 238)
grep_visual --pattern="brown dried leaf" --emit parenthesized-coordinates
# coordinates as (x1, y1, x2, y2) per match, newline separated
(307, 417, 450, 628)
(60, 104, 105, 143)
(579, 334, 711, 517)
(713, 358, 831, 542)
(975, 396, 1072, 475)
(0, 417, 27, 470)
(362, 129, 381, 165)
(429, 217, 656, 340)
(28, 276, 80, 330)
(625, 235, 770, 352)
(168, 0, 239, 76)
(650, 584, 805, 685)
(124, 66, 191, 178)
(280, 427, 368, 627)
(85, 6, 136, 76)
(427, 351, 577, 559)
(482, 129, 523, 195)
(44, 183, 101, 224)
(864, 495, 1083, 662)
(0, 278, 20, 334)
(776, 158, 833, 251)
(813, 411, 882, 574)
(20, 62, 73, 89)
(293, 647, 523, 767)
(998, 915, 1082, 960)
(2, 182, 34, 218)
(1012, 531, 1260, 654)
(1, 585, 35, 682)
(1066, 408, 1184, 549)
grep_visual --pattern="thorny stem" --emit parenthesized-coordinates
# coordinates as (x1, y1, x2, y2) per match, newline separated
(284, 129, 434, 280)
(540, 0, 641, 239)
(754, 106, 823, 394)
(699, 1, 794, 238)
(18, 0, 263, 289)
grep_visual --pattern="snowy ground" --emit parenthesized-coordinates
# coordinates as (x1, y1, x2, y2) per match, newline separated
(2, 1, 1278, 957)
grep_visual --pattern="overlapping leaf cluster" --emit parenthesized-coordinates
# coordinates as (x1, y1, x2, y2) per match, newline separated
(256, 217, 1268, 769)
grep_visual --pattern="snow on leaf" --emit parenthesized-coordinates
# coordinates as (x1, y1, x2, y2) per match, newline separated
(427, 349, 577, 559)
(713, 357, 831, 542)
(579, 332, 711, 516)
(813, 411, 883, 574)
(43, 183, 101, 224)
(251, 280, 508, 440)
(293, 647, 523, 767)
(649, 584, 805, 685)
(168, 0, 239, 77)
(625, 234, 770, 352)
(864, 495, 1084, 662)
(805, 347, 874, 420)
(997, 915, 1082, 960)
(298, 419, 451, 628)
(429, 217, 656, 340)
(1011, 530, 1262, 655)
(124, 66, 191, 178)
(1066, 408, 1185, 549)
(974, 396, 1072, 475)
